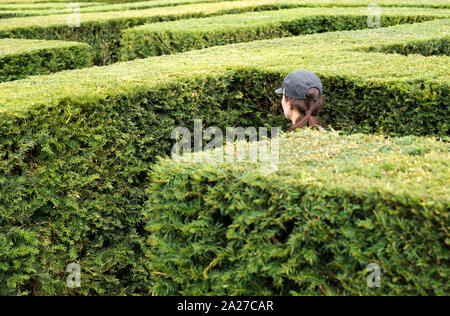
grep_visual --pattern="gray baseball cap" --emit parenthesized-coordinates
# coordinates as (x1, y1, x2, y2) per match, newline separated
(275, 70, 323, 101)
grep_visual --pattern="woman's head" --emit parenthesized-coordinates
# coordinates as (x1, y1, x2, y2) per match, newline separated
(275, 70, 325, 131)
(282, 87, 324, 130)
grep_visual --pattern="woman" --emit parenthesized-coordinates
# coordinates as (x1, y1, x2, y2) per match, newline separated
(275, 70, 325, 131)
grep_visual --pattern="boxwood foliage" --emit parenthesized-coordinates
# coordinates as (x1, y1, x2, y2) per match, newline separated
(2, 0, 450, 19)
(68, 0, 450, 6)
(143, 129, 450, 296)
(0, 72, 287, 295)
(0, 21, 448, 295)
(2, 1, 449, 65)
(0, 39, 92, 82)
(0, 0, 241, 19)
(361, 38, 450, 56)
(0, 3, 98, 10)
(0, 0, 327, 65)
(0, 1, 98, 18)
(119, 7, 449, 60)
(1, 0, 449, 9)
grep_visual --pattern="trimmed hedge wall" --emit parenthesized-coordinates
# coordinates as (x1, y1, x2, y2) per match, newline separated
(0, 0, 326, 65)
(1, 1, 449, 65)
(0, 0, 238, 19)
(1, 19, 447, 134)
(0, 72, 287, 295)
(1, 0, 450, 9)
(0, 21, 448, 295)
(119, 7, 449, 60)
(2, 0, 450, 19)
(361, 38, 450, 56)
(0, 38, 92, 82)
(0, 2, 99, 10)
(80, 0, 450, 5)
(144, 129, 450, 295)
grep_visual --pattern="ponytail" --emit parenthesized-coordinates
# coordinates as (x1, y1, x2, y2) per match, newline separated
(287, 88, 324, 131)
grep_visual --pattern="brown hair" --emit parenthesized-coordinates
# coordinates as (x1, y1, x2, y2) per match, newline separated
(286, 88, 325, 131)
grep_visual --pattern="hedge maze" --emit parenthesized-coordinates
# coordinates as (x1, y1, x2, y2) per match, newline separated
(1, 0, 449, 64)
(0, 38, 92, 82)
(120, 7, 450, 59)
(0, 0, 448, 296)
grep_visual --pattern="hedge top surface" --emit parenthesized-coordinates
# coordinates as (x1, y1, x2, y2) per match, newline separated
(0, 0, 95, 2)
(0, 19, 448, 114)
(0, 2, 100, 10)
(127, 6, 450, 33)
(1, 0, 450, 30)
(2, 0, 450, 18)
(0, 0, 449, 7)
(0, 0, 241, 17)
(0, 0, 119, 2)
(155, 128, 450, 204)
(0, 38, 90, 57)
(0, 0, 300, 30)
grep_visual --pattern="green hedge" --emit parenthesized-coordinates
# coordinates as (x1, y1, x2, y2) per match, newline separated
(0, 2, 99, 10)
(93, 0, 450, 5)
(120, 7, 449, 60)
(0, 21, 448, 295)
(0, 0, 239, 18)
(1, 19, 447, 134)
(361, 38, 450, 56)
(0, 38, 92, 82)
(1, 1, 449, 65)
(144, 129, 449, 295)
(1, 0, 449, 8)
(2, 0, 450, 19)
(0, 3, 95, 18)
(0, 0, 326, 65)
